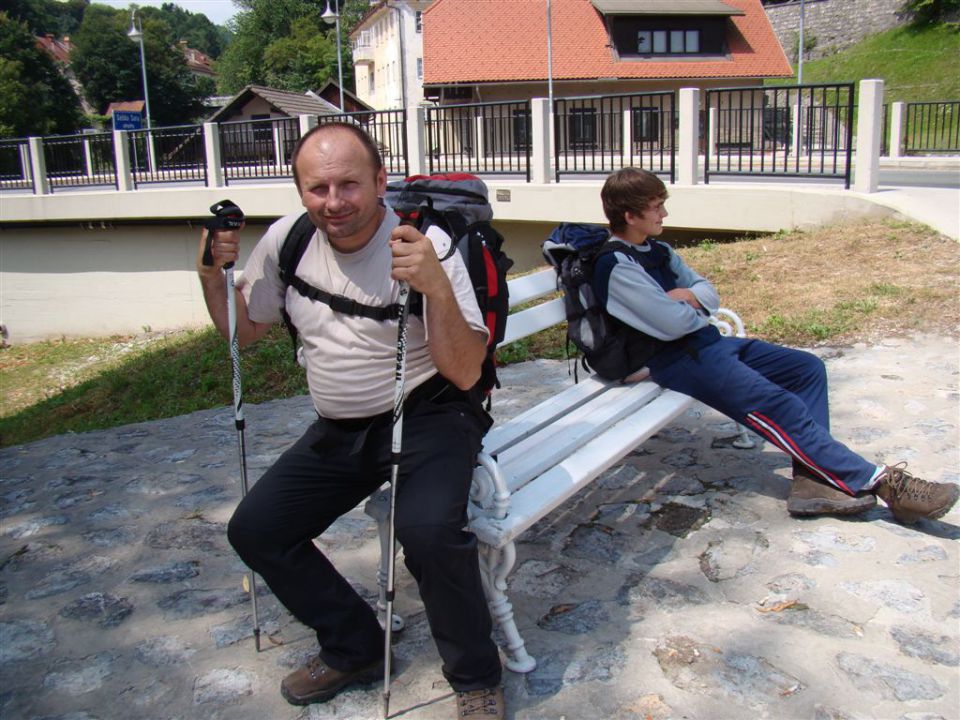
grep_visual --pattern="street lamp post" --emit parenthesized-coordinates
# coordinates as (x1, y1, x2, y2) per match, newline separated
(322, 0, 345, 111)
(127, 9, 152, 130)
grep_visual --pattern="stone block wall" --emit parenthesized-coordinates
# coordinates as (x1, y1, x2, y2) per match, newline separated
(764, 0, 907, 61)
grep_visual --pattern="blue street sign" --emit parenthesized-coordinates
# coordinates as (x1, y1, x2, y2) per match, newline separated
(113, 110, 143, 131)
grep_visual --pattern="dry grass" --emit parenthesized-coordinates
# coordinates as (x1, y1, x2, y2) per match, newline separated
(681, 219, 960, 346)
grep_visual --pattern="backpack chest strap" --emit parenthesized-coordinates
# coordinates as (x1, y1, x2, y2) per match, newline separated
(285, 273, 405, 321)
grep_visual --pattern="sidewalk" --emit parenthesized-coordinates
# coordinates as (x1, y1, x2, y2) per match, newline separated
(0, 334, 957, 720)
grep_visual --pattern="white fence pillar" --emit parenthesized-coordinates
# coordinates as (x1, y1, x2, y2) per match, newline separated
(622, 107, 632, 166)
(83, 136, 95, 178)
(889, 101, 906, 159)
(203, 122, 224, 188)
(27, 137, 49, 195)
(677, 87, 700, 186)
(299, 114, 318, 136)
(474, 112, 485, 166)
(854, 79, 884, 194)
(708, 106, 718, 159)
(113, 130, 133, 192)
(530, 98, 552, 185)
(405, 106, 426, 177)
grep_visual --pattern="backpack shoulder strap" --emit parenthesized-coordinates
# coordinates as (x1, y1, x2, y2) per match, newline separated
(279, 212, 316, 285)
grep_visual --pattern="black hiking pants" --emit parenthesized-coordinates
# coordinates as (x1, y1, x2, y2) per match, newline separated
(227, 377, 502, 692)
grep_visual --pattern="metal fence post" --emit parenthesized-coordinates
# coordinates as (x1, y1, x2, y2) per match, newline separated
(889, 102, 906, 159)
(27, 137, 49, 195)
(854, 79, 883, 194)
(203, 122, 224, 188)
(677, 87, 699, 185)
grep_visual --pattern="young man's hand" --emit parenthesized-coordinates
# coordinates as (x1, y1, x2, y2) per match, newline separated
(666, 288, 703, 310)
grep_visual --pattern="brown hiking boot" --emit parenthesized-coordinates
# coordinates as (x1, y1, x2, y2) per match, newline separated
(787, 465, 876, 517)
(874, 463, 960, 524)
(456, 686, 505, 719)
(280, 654, 383, 706)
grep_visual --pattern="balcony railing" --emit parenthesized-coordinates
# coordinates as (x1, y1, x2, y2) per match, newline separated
(426, 101, 531, 179)
(43, 132, 118, 192)
(554, 91, 676, 182)
(1, 84, 947, 198)
(704, 83, 855, 188)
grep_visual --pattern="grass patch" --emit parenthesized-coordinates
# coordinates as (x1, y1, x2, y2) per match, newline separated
(774, 22, 960, 104)
(2, 219, 958, 448)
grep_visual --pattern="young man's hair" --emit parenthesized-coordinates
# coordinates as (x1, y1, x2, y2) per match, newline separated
(601, 167, 668, 233)
(291, 121, 384, 190)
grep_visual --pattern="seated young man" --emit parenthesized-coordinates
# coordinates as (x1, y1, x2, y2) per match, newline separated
(592, 167, 958, 523)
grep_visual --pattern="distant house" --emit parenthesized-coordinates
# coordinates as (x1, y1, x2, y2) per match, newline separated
(422, 0, 792, 103)
(104, 100, 146, 121)
(35, 33, 94, 115)
(207, 84, 342, 124)
(206, 85, 344, 165)
(314, 80, 375, 114)
(178, 40, 216, 80)
(350, 1, 434, 110)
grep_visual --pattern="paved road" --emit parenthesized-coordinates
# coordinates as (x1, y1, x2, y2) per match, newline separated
(0, 334, 957, 720)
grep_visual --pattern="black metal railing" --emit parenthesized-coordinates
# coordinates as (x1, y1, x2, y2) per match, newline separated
(42, 132, 118, 192)
(904, 101, 960, 154)
(128, 125, 207, 187)
(705, 83, 855, 188)
(317, 109, 408, 176)
(220, 116, 301, 184)
(426, 101, 531, 179)
(0, 138, 33, 192)
(553, 92, 677, 182)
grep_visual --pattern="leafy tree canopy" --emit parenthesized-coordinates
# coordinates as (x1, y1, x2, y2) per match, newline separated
(900, 0, 960, 25)
(0, 11, 86, 137)
(70, 4, 206, 126)
(4, 0, 89, 37)
(216, 0, 365, 95)
(150, 2, 230, 58)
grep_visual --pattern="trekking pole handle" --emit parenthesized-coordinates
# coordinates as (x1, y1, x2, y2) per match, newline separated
(202, 199, 245, 269)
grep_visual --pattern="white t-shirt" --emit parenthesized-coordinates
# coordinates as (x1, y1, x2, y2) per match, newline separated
(238, 211, 487, 419)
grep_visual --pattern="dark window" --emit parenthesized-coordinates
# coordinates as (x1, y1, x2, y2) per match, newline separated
(613, 17, 726, 57)
(569, 108, 597, 147)
(632, 108, 660, 142)
(415, 11, 422, 33)
(512, 109, 531, 151)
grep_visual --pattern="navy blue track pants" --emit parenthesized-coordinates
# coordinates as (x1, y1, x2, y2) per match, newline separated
(650, 337, 878, 494)
(227, 391, 502, 692)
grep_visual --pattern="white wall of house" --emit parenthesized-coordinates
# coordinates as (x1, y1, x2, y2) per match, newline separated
(352, 1, 432, 110)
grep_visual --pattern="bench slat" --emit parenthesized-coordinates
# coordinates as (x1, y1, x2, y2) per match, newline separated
(483, 375, 610, 455)
(501, 298, 565, 346)
(495, 382, 663, 492)
(506, 269, 557, 307)
(469, 389, 695, 548)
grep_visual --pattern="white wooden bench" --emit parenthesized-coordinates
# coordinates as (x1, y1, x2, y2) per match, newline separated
(364, 267, 750, 673)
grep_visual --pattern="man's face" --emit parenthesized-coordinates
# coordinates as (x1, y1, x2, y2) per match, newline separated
(630, 196, 669, 238)
(295, 129, 387, 252)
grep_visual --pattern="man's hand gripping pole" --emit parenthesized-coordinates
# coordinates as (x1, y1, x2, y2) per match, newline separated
(205, 199, 262, 652)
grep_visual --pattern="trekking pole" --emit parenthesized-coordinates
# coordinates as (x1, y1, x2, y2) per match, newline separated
(382, 278, 412, 720)
(205, 200, 262, 652)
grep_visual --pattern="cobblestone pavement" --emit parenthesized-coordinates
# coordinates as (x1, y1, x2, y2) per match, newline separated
(1, 334, 957, 720)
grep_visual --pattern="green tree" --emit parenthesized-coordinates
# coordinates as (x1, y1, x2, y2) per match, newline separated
(0, 11, 85, 137)
(216, 0, 361, 95)
(4, 0, 88, 36)
(900, 0, 960, 25)
(153, 2, 229, 58)
(70, 5, 206, 125)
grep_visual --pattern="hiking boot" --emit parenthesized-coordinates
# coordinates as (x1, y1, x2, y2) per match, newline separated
(787, 466, 876, 517)
(456, 686, 505, 719)
(874, 463, 960, 524)
(280, 655, 383, 706)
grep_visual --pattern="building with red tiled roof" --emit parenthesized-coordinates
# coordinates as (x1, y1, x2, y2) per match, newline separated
(423, 0, 792, 103)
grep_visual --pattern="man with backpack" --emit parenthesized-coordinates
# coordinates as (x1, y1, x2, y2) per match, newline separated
(196, 122, 505, 719)
(581, 167, 958, 524)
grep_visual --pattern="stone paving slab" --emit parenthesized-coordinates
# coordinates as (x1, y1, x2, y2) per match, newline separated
(0, 334, 957, 720)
